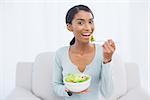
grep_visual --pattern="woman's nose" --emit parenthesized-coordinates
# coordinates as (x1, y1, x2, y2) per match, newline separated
(84, 23, 91, 31)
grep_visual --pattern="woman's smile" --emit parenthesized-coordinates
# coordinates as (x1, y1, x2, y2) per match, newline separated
(81, 33, 91, 39)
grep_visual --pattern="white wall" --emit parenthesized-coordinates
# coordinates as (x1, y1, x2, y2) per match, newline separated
(0, 0, 149, 99)
(148, 1, 150, 95)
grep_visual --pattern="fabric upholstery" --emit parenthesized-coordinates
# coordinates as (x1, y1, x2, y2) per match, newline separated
(16, 62, 33, 91)
(119, 87, 150, 100)
(6, 87, 41, 100)
(5, 52, 149, 100)
(32, 52, 62, 100)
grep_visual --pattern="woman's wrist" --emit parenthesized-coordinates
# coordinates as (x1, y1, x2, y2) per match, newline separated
(103, 59, 112, 64)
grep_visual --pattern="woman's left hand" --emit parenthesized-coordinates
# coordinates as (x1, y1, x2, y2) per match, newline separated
(102, 39, 116, 64)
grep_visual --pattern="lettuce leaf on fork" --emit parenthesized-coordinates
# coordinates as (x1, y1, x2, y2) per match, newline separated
(90, 35, 95, 42)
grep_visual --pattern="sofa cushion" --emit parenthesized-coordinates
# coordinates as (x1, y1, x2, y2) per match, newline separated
(125, 63, 141, 90)
(108, 54, 127, 99)
(6, 87, 41, 100)
(16, 62, 33, 91)
(119, 87, 150, 100)
(32, 52, 62, 100)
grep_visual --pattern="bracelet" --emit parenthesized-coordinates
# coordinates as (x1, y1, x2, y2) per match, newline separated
(103, 59, 112, 64)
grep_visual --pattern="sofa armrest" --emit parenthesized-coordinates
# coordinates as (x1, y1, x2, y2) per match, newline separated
(5, 87, 41, 100)
(16, 62, 34, 91)
(125, 62, 141, 90)
(119, 87, 150, 100)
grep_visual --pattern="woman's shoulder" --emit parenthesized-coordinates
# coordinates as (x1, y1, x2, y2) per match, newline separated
(55, 46, 69, 56)
(56, 46, 69, 52)
(94, 43, 103, 58)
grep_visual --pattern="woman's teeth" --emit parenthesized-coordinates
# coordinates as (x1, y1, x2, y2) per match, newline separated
(82, 34, 90, 36)
(82, 33, 90, 36)
(81, 33, 91, 38)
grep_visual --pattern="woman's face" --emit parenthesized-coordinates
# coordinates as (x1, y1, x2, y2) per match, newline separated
(68, 10, 95, 43)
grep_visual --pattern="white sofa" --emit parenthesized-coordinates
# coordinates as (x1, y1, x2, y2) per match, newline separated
(5, 52, 149, 100)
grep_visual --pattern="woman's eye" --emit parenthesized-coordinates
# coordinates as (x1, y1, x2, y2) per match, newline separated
(89, 21, 94, 24)
(78, 22, 84, 25)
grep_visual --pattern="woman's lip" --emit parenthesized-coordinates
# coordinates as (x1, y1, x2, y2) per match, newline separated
(81, 34, 90, 39)
(81, 34, 90, 36)
(81, 33, 91, 36)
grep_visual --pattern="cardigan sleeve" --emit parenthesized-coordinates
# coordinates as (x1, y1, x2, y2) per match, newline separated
(99, 46, 114, 99)
(99, 62, 113, 99)
(52, 51, 70, 97)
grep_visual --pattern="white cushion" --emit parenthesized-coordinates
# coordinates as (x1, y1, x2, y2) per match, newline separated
(125, 63, 141, 90)
(108, 54, 127, 99)
(119, 87, 150, 100)
(6, 87, 41, 100)
(32, 52, 62, 100)
(16, 62, 33, 91)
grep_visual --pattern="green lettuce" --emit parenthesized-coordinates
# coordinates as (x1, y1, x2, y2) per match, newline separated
(65, 73, 90, 83)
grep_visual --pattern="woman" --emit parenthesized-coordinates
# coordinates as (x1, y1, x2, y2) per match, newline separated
(52, 4, 115, 100)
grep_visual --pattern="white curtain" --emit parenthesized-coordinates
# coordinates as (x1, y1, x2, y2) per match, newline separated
(0, 0, 149, 99)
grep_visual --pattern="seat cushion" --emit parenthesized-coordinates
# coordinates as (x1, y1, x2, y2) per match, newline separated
(119, 87, 150, 100)
(32, 52, 62, 100)
(6, 87, 41, 100)
(108, 54, 127, 99)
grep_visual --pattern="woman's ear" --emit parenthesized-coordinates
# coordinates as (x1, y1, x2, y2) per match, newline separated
(67, 24, 73, 32)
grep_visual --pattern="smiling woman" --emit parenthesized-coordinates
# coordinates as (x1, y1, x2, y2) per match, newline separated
(70, 10, 94, 42)
(1, 1, 149, 100)
(52, 4, 115, 100)
(66, 5, 94, 45)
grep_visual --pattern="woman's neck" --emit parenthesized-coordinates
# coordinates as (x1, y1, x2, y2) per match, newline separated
(71, 41, 93, 55)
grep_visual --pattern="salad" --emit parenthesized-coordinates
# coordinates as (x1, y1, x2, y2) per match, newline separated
(64, 73, 90, 83)
(90, 35, 95, 42)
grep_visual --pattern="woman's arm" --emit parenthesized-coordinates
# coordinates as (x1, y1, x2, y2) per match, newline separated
(99, 39, 115, 98)
(99, 62, 113, 99)
(52, 52, 70, 97)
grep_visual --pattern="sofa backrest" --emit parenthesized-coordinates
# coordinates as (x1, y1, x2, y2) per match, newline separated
(32, 52, 62, 100)
(16, 62, 34, 91)
(125, 63, 141, 90)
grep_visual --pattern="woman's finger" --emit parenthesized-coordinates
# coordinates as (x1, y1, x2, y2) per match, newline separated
(108, 39, 116, 50)
(105, 41, 115, 52)
(103, 42, 111, 53)
(81, 89, 89, 94)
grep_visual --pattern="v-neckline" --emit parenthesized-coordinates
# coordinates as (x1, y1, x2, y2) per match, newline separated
(67, 44, 97, 73)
